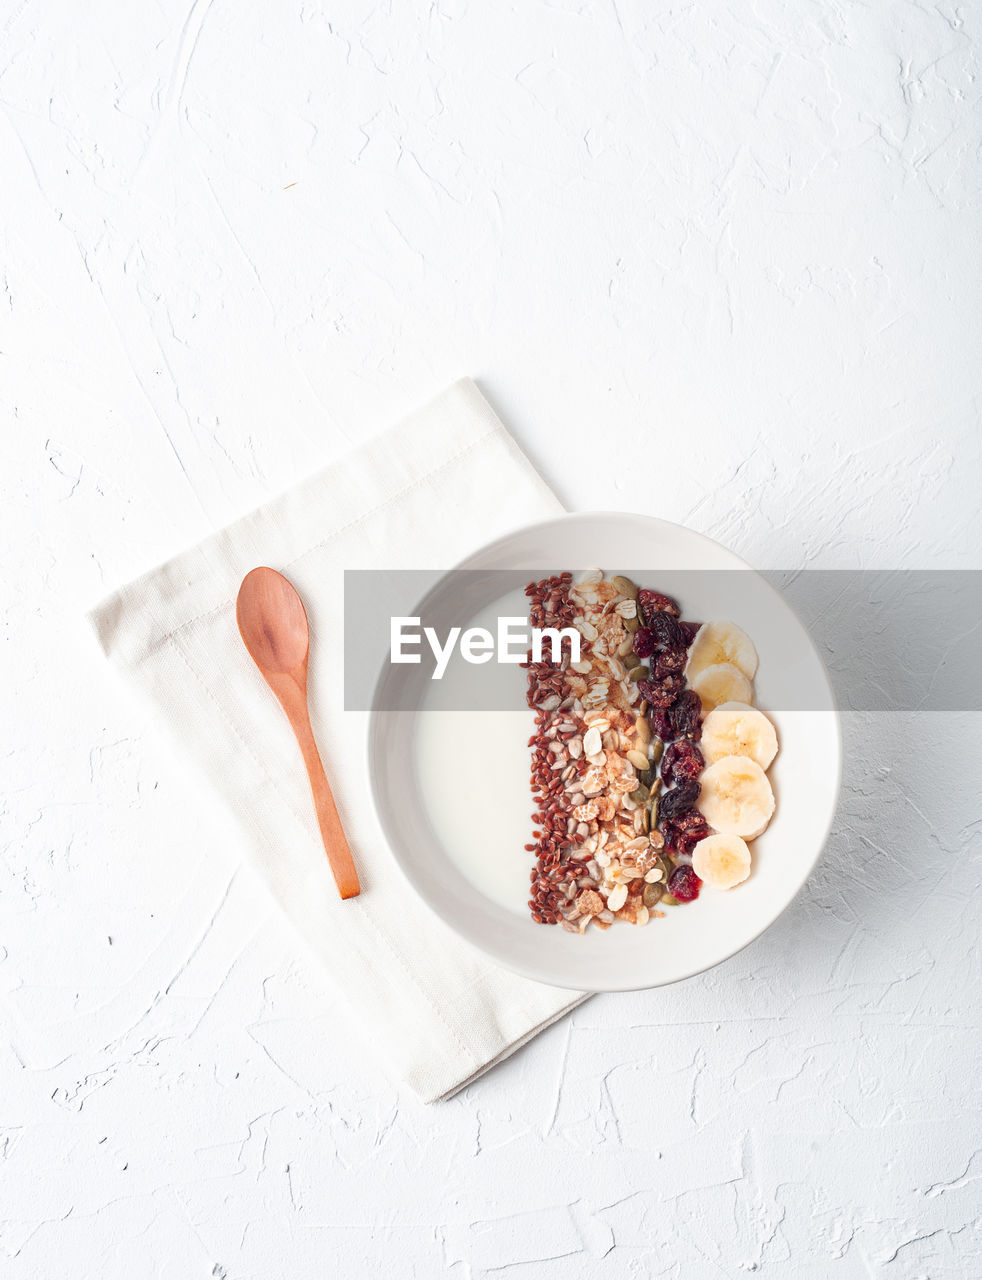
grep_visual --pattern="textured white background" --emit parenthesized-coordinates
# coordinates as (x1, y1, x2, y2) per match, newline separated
(2, 1, 981, 1276)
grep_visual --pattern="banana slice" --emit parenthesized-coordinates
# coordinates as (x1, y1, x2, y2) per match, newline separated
(686, 621, 758, 682)
(699, 755, 775, 839)
(701, 701, 778, 770)
(689, 662, 753, 712)
(692, 834, 752, 890)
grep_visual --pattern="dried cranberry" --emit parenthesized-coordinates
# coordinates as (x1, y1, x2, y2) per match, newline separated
(647, 612, 684, 650)
(662, 817, 709, 856)
(668, 864, 702, 902)
(668, 690, 702, 739)
(678, 620, 701, 646)
(632, 627, 656, 659)
(665, 814, 711, 855)
(674, 817, 711, 857)
(661, 739, 705, 786)
(647, 706, 672, 740)
(637, 677, 660, 705)
(638, 674, 684, 708)
(652, 647, 687, 678)
(638, 589, 681, 622)
(660, 820, 681, 852)
(658, 779, 700, 821)
(674, 809, 710, 834)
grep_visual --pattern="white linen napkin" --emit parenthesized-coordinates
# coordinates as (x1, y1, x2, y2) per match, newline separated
(89, 379, 588, 1103)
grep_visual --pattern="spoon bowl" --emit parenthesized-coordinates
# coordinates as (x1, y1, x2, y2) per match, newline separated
(237, 566, 310, 674)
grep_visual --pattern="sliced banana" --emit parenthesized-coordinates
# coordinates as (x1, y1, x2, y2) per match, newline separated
(689, 662, 753, 712)
(699, 755, 775, 839)
(686, 621, 758, 683)
(701, 701, 778, 770)
(692, 833, 752, 890)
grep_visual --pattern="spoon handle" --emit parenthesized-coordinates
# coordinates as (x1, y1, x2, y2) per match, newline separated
(291, 709, 361, 899)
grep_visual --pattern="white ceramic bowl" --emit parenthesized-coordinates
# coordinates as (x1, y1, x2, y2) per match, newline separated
(368, 513, 841, 992)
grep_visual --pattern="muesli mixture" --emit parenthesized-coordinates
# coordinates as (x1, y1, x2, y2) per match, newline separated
(522, 570, 778, 933)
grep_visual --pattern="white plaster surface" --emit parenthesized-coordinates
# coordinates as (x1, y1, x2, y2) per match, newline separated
(2, 2, 981, 1276)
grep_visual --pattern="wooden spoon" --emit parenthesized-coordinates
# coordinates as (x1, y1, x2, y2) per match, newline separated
(236, 566, 360, 900)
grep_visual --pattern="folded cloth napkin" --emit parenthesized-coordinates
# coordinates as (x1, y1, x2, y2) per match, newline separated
(90, 379, 588, 1103)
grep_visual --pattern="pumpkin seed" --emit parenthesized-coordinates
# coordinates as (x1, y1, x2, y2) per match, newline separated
(648, 780, 662, 827)
(634, 715, 651, 746)
(639, 699, 649, 716)
(627, 664, 647, 682)
(626, 748, 650, 771)
(660, 893, 681, 907)
(650, 737, 665, 766)
(641, 805, 651, 834)
(617, 635, 636, 658)
(623, 614, 640, 634)
(610, 575, 638, 601)
(629, 784, 650, 805)
(642, 881, 664, 908)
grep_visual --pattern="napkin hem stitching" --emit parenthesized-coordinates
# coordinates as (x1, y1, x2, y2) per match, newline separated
(167, 632, 320, 849)
(354, 902, 483, 1071)
(279, 426, 502, 572)
(136, 426, 504, 652)
(167, 630, 484, 1073)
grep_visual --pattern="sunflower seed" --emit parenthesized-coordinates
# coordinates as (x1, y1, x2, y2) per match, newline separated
(607, 884, 628, 912)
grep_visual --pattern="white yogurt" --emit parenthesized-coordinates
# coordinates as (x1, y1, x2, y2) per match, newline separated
(412, 587, 538, 914)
